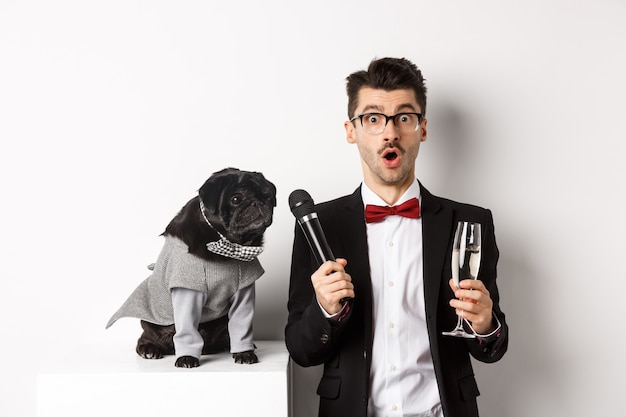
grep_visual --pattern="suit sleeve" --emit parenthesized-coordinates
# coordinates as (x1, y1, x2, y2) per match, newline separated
(284, 221, 352, 367)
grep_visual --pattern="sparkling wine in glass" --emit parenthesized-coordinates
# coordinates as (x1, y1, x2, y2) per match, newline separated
(442, 221, 482, 338)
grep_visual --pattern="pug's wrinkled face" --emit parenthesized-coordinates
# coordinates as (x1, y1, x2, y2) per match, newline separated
(199, 168, 277, 246)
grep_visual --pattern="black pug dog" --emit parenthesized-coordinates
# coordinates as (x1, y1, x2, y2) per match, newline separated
(107, 168, 276, 368)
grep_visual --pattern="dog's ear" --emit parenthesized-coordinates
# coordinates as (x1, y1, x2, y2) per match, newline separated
(244, 171, 277, 207)
(198, 168, 241, 215)
(258, 174, 277, 208)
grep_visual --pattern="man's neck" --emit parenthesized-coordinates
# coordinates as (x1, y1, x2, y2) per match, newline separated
(363, 176, 416, 206)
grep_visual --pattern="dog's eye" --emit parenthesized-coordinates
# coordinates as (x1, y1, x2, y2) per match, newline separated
(230, 194, 243, 206)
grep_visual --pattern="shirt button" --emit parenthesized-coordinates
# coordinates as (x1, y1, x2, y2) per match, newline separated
(390, 365, 397, 371)
(388, 281, 394, 287)
(387, 241, 394, 247)
(389, 322, 395, 328)
(392, 405, 398, 411)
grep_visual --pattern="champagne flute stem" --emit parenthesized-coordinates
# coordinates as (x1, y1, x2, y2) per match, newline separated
(455, 309, 463, 330)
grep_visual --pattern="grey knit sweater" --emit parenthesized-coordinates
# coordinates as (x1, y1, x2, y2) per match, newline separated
(106, 235, 264, 355)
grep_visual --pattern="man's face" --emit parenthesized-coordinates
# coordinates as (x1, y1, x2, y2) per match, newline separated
(345, 87, 427, 192)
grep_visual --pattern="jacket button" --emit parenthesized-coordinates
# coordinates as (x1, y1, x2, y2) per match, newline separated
(320, 334, 329, 344)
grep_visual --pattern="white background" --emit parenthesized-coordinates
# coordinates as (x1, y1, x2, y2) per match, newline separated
(1, 1, 625, 416)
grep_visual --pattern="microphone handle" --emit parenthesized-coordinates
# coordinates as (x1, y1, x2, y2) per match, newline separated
(297, 214, 335, 266)
(298, 215, 353, 306)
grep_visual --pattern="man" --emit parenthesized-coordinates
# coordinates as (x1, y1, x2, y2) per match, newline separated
(285, 57, 508, 417)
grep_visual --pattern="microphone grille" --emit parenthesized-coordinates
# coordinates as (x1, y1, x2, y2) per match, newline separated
(288, 189, 315, 218)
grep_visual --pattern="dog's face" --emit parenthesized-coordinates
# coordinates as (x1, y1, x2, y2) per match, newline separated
(198, 168, 276, 246)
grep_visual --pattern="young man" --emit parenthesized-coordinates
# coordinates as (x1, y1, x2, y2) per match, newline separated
(285, 57, 508, 417)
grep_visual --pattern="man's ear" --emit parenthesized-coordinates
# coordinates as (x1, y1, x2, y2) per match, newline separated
(345, 120, 357, 144)
(420, 118, 428, 142)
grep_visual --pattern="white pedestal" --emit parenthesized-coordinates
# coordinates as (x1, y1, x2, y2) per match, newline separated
(37, 340, 291, 417)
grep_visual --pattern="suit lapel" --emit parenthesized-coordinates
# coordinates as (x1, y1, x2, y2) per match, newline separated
(337, 187, 374, 342)
(335, 187, 367, 259)
(338, 188, 371, 295)
(420, 184, 454, 332)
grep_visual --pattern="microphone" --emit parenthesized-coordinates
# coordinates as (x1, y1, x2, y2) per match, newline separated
(288, 189, 335, 266)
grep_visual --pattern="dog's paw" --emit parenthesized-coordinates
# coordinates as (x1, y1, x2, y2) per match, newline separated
(233, 350, 258, 364)
(136, 343, 164, 360)
(175, 355, 200, 368)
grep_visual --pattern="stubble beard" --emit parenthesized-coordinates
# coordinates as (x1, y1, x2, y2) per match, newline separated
(361, 143, 416, 188)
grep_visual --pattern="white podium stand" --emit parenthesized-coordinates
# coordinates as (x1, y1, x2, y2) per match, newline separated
(37, 340, 291, 417)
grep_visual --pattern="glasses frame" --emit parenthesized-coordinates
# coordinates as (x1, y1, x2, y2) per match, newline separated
(349, 112, 423, 134)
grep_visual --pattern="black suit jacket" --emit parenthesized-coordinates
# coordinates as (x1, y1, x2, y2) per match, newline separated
(285, 184, 508, 417)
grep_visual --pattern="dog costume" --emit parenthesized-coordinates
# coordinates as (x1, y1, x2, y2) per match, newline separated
(106, 234, 264, 357)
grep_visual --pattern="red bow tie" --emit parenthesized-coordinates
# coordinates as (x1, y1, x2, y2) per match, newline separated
(365, 197, 420, 223)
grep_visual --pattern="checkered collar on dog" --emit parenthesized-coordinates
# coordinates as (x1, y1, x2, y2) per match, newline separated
(198, 196, 264, 262)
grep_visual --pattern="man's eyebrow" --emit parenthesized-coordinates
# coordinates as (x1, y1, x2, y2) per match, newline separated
(395, 103, 418, 112)
(359, 103, 417, 114)
(360, 104, 384, 113)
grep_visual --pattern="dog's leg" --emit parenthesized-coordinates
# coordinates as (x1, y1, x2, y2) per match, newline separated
(174, 356, 200, 368)
(171, 288, 209, 368)
(136, 321, 175, 359)
(228, 284, 259, 364)
(233, 350, 259, 364)
(199, 315, 230, 354)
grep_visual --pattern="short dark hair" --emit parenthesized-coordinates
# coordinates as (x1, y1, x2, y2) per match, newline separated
(346, 57, 427, 119)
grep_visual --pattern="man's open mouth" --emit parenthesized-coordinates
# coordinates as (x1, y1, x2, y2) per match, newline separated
(384, 150, 398, 160)
(382, 147, 400, 160)
(380, 146, 404, 167)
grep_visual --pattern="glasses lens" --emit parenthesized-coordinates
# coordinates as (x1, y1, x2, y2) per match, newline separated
(394, 113, 420, 133)
(361, 113, 385, 134)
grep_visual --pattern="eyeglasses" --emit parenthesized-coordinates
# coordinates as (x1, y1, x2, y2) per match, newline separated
(349, 112, 423, 135)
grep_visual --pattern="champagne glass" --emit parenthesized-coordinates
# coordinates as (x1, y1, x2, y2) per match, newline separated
(442, 221, 482, 338)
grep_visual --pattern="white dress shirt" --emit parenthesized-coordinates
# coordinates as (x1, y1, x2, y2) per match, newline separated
(362, 180, 443, 417)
